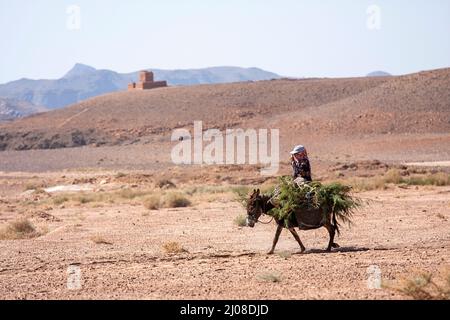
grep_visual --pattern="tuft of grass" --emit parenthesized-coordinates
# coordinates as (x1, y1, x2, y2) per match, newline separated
(163, 192, 191, 208)
(258, 272, 282, 283)
(345, 177, 387, 192)
(143, 195, 161, 210)
(234, 214, 247, 227)
(116, 188, 148, 200)
(384, 269, 450, 300)
(78, 195, 93, 204)
(277, 251, 292, 260)
(162, 241, 187, 254)
(383, 169, 403, 184)
(90, 235, 113, 245)
(0, 218, 40, 240)
(53, 196, 69, 205)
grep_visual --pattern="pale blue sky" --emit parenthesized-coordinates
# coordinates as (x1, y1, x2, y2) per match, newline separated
(0, 0, 449, 84)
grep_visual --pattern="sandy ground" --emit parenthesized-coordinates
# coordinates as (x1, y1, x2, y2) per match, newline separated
(0, 179, 449, 300)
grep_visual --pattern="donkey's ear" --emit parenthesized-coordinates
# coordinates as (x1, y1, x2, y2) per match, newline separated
(256, 189, 260, 195)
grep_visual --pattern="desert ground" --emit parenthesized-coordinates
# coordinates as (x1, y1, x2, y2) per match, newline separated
(0, 69, 449, 300)
(0, 161, 449, 300)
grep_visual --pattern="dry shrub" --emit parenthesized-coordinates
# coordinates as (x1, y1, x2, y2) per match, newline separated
(383, 169, 403, 184)
(163, 192, 191, 208)
(385, 269, 450, 300)
(162, 241, 187, 254)
(0, 218, 40, 240)
(53, 195, 69, 205)
(143, 195, 161, 210)
(234, 214, 247, 227)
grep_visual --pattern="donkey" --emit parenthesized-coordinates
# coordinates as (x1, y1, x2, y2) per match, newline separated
(246, 189, 340, 254)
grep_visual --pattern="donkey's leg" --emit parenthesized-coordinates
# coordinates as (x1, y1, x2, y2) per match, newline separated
(324, 223, 336, 252)
(289, 228, 306, 253)
(268, 225, 283, 255)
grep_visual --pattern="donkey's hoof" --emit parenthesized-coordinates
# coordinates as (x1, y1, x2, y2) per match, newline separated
(267, 251, 274, 255)
(332, 243, 340, 248)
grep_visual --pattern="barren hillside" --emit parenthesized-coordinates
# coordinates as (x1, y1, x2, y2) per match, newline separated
(0, 68, 449, 152)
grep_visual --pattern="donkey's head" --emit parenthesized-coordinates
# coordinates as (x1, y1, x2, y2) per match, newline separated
(246, 189, 264, 228)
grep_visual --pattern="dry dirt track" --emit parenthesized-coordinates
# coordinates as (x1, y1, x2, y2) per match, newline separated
(1, 185, 449, 300)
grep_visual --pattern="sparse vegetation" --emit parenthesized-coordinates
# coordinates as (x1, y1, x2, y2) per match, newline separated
(404, 172, 450, 186)
(385, 269, 450, 300)
(234, 214, 247, 227)
(163, 192, 191, 208)
(258, 272, 281, 283)
(24, 182, 48, 191)
(53, 195, 69, 205)
(162, 241, 187, 254)
(116, 188, 149, 200)
(0, 218, 40, 240)
(338, 170, 450, 192)
(143, 195, 161, 210)
(383, 169, 403, 184)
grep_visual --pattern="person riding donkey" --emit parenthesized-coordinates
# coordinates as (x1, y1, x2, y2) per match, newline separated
(269, 145, 313, 206)
(290, 145, 312, 186)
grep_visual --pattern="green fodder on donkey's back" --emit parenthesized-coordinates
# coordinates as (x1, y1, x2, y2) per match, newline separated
(269, 176, 362, 229)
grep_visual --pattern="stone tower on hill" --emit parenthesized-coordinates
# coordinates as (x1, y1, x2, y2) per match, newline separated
(128, 71, 167, 90)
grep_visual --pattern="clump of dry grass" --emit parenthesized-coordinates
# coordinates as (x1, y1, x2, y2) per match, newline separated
(53, 195, 69, 205)
(405, 172, 450, 186)
(383, 169, 403, 184)
(24, 182, 48, 191)
(234, 214, 247, 227)
(0, 218, 40, 240)
(277, 251, 292, 260)
(162, 241, 187, 254)
(90, 235, 113, 245)
(116, 188, 149, 200)
(143, 195, 161, 210)
(385, 269, 450, 300)
(47, 189, 156, 208)
(337, 169, 450, 192)
(258, 272, 282, 283)
(163, 192, 191, 208)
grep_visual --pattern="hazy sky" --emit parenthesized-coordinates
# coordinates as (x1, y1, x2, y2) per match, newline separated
(1, 0, 449, 84)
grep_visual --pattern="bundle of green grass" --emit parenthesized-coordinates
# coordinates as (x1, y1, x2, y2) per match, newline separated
(268, 176, 361, 228)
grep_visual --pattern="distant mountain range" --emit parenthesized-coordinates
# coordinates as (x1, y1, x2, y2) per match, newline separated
(366, 71, 392, 77)
(0, 64, 281, 112)
(0, 98, 47, 121)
